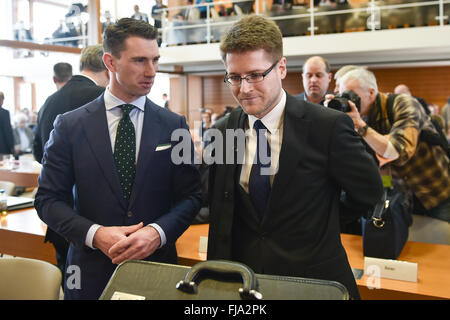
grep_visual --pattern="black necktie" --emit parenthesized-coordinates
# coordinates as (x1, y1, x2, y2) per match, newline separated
(248, 120, 271, 218)
(114, 104, 136, 203)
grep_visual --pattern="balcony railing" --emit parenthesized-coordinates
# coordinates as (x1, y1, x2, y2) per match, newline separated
(155, 0, 450, 47)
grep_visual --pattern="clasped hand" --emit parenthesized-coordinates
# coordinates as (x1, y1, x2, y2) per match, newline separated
(93, 222, 161, 265)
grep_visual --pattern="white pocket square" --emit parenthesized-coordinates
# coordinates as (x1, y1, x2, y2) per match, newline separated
(155, 144, 171, 151)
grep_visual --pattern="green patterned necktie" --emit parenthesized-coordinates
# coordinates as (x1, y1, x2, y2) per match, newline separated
(114, 104, 136, 203)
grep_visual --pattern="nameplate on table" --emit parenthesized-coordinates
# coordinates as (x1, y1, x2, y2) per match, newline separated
(111, 291, 146, 300)
(364, 256, 418, 282)
(199, 236, 208, 253)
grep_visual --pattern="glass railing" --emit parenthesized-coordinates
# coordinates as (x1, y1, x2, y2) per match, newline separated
(2, 0, 448, 49)
(2, 1, 89, 48)
(155, 0, 450, 47)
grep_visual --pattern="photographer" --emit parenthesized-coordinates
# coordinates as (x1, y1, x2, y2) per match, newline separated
(327, 68, 450, 222)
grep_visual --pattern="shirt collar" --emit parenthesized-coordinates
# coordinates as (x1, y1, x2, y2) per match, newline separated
(248, 90, 286, 134)
(79, 73, 98, 86)
(104, 87, 146, 112)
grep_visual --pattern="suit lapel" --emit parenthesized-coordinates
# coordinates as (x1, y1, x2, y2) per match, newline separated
(82, 94, 126, 209)
(267, 94, 310, 215)
(128, 99, 162, 205)
(231, 107, 247, 182)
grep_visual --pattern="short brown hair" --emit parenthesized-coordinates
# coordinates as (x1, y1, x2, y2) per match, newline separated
(220, 15, 283, 63)
(53, 62, 72, 83)
(103, 18, 158, 58)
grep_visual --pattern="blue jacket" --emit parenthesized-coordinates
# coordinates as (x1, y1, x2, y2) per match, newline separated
(35, 94, 202, 299)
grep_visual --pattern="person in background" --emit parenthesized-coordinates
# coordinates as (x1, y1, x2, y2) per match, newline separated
(207, 15, 383, 300)
(35, 18, 201, 300)
(152, 0, 167, 28)
(175, 0, 201, 21)
(13, 113, 34, 156)
(53, 62, 73, 90)
(0, 92, 15, 160)
(195, 0, 213, 19)
(33, 45, 108, 164)
(131, 4, 149, 23)
(394, 83, 430, 115)
(333, 64, 363, 93)
(162, 93, 170, 109)
(441, 97, 450, 140)
(28, 111, 38, 134)
(337, 68, 450, 222)
(296, 56, 332, 105)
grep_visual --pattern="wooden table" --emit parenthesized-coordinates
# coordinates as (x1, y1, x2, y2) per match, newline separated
(0, 168, 40, 187)
(175, 224, 450, 300)
(176, 224, 208, 266)
(0, 208, 56, 264)
(3, 212, 449, 300)
(344, 233, 450, 300)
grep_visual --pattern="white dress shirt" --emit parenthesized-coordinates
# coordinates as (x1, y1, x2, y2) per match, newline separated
(85, 88, 166, 249)
(239, 90, 286, 192)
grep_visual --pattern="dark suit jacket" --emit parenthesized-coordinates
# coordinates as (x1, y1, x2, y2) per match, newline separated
(33, 75, 105, 164)
(207, 93, 383, 299)
(0, 107, 14, 155)
(34, 94, 202, 299)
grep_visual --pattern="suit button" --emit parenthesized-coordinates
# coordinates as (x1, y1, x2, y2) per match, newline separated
(127, 211, 133, 218)
(224, 191, 229, 199)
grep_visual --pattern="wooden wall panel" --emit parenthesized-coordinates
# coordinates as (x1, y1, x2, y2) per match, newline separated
(202, 76, 237, 113)
(371, 67, 450, 111)
(187, 75, 203, 129)
(169, 76, 186, 116)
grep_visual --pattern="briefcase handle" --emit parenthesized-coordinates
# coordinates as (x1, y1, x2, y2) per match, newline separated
(176, 260, 263, 300)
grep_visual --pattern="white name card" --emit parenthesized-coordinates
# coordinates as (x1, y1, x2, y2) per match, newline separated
(199, 236, 208, 253)
(364, 256, 418, 283)
(111, 291, 146, 300)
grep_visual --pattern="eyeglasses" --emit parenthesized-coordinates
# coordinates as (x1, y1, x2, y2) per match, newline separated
(224, 61, 278, 86)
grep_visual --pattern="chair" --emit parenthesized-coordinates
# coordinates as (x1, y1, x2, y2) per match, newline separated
(408, 214, 450, 245)
(0, 180, 15, 196)
(0, 257, 62, 300)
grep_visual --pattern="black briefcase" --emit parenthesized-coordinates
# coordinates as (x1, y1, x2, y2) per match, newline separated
(100, 260, 349, 300)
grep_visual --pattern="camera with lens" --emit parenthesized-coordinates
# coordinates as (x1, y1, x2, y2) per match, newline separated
(328, 90, 361, 113)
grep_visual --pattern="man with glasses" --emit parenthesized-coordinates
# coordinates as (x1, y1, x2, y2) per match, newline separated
(206, 15, 383, 300)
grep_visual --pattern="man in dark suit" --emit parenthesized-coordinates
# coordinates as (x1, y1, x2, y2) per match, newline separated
(0, 92, 14, 160)
(33, 45, 108, 164)
(206, 16, 383, 300)
(295, 56, 333, 106)
(35, 18, 202, 300)
(52, 62, 73, 90)
(33, 45, 108, 279)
